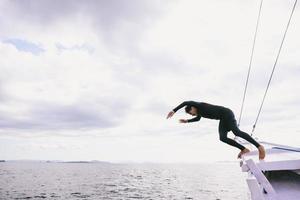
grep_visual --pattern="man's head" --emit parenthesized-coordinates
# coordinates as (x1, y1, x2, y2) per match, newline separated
(185, 105, 198, 116)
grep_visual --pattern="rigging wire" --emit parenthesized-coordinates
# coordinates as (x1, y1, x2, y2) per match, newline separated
(251, 0, 298, 135)
(238, 0, 264, 127)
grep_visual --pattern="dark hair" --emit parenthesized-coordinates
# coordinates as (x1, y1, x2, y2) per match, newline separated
(185, 105, 192, 113)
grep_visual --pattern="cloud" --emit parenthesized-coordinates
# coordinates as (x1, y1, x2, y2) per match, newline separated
(0, 0, 299, 162)
(0, 0, 173, 49)
(0, 96, 133, 131)
(56, 43, 94, 54)
(3, 0, 165, 25)
(3, 38, 44, 55)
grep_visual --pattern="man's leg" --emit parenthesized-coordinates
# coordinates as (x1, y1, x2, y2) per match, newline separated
(227, 109, 265, 159)
(231, 126, 266, 159)
(231, 127, 260, 148)
(218, 120, 246, 151)
(224, 109, 260, 148)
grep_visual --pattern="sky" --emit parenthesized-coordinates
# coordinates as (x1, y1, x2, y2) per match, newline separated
(0, 0, 299, 163)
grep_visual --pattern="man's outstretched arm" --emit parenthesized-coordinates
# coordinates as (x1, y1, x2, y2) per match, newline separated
(167, 101, 189, 119)
(187, 116, 201, 123)
(167, 101, 198, 119)
(172, 101, 198, 112)
(179, 116, 201, 123)
(172, 101, 188, 112)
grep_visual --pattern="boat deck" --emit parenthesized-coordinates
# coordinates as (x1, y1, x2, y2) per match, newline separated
(239, 141, 300, 200)
(268, 170, 300, 200)
(241, 145, 300, 172)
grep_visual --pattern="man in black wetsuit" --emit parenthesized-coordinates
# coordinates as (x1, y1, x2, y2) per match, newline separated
(166, 101, 265, 159)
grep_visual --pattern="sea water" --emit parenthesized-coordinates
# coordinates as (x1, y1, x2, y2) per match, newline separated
(0, 161, 250, 200)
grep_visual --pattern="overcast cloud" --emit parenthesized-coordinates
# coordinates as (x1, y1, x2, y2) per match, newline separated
(0, 0, 299, 163)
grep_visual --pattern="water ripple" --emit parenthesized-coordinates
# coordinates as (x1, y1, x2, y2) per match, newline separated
(0, 162, 250, 200)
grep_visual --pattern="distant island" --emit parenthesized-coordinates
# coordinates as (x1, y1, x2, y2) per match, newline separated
(61, 160, 112, 164)
(2, 160, 113, 164)
(46, 160, 112, 164)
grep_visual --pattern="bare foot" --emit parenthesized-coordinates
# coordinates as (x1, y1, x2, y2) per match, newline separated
(237, 148, 250, 159)
(258, 145, 266, 160)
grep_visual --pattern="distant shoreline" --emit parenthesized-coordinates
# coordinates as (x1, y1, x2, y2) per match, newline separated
(1, 160, 113, 164)
(0, 160, 238, 165)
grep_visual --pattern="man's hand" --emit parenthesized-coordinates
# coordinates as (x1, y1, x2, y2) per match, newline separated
(179, 119, 188, 123)
(166, 111, 175, 119)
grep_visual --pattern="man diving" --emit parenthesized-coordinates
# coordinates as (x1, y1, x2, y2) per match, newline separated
(166, 101, 266, 159)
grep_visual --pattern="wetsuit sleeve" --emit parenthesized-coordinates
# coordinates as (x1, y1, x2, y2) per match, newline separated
(172, 101, 197, 112)
(187, 116, 201, 123)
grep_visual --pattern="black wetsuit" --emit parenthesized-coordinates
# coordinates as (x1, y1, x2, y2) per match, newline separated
(173, 101, 260, 150)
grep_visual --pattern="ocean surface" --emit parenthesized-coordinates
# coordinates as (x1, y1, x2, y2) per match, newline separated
(0, 161, 250, 200)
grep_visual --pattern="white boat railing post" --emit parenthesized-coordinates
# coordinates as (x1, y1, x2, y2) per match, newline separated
(245, 159, 277, 200)
(246, 175, 265, 200)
